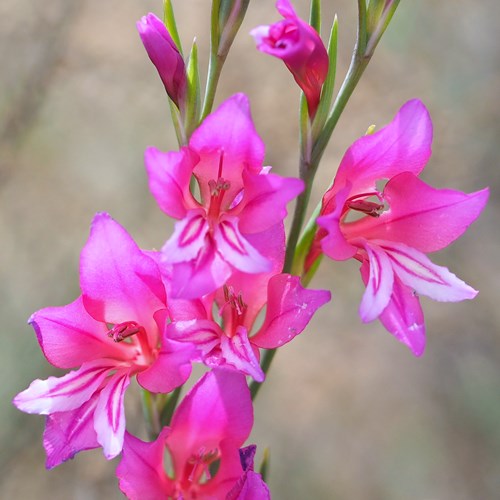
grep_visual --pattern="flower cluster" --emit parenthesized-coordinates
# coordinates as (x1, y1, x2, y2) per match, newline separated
(13, 1, 488, 498)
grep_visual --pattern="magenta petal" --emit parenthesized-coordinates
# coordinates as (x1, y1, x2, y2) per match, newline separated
(317, 185, 358, 261)
(238, 171, 304, 234)
(80, 213, 166, 329)
(214, 217, 272, 274)
(334, 99, 432, 193)
(94, 371, 130, 459)
(13, 360, 113, 415)
(29, 296, 126, 369)
(43, 393, 100, 469)
(349, 172, 490, 252)
(137, 338, 195, 393)
(360, 261, 425, 356)
(251, 274, 331, 349)
(145, 146, 199, 219)
(227, 470, 271, 500)
(117, 429, 173, 499)
(190, 94, 265, 205)
(220, 327, 265, 382)
(377, 240, 478, 302)
(167, 370, 253, 474)
(358, 243, 394, 323)
(136, 13, 186, 109)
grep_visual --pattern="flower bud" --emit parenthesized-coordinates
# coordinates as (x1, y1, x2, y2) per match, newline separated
(137, 13, 187, 111)
(251, 0, 328, 117)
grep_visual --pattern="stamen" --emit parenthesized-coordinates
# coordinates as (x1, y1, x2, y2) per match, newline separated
(107, 321, 144, 342)
(345, 192, 384, 217)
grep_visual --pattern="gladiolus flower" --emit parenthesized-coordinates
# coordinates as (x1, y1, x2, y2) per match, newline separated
(313, 100, 489, 355)
(137, 12, 187, 111)
(167, 228, 331, 381)
(13, 213, 193, 467)
(146, 93, 303, 299)
(251, 0, 329, 117)
(117, 370, 269, 499)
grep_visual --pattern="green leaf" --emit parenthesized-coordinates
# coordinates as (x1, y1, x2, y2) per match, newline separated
(312, 14, 338, 140)
(163, 0, 183, 56)
(185, 39, 201, 136)
(309, 0, 321, 34)
(259, 447, 270, 482)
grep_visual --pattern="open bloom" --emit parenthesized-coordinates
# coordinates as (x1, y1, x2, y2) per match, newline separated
(117, 370, 269, 499)
(167, 226, 331, 381)
(13, 213, 191, 467)
(137, 12, 187, 111)
(146, 93, 303, 299)
(312, 100, 489, 355)
(251, 0, 329, 117)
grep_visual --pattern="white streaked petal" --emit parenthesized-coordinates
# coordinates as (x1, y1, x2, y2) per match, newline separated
(376, 240, 478, 302)
(359, 242, 394, 322)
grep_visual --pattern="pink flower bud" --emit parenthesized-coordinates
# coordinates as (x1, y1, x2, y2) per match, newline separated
(251, 0, 328, 117)
(137, 13, 187, 111)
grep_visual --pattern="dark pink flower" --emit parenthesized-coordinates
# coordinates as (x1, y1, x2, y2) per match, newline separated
(137, 13, 187, 111)
(13, 213, 193, 467)
(314, 100, 489, 355)
(251, 0, 329, 117)
(146, 93, 304, 299)
(117, 370, 267, 499)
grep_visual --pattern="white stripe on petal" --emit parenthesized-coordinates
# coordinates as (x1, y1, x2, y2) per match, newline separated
(13, 360, 115, 415)
(94, 371, 130, 459)
(359, 242, 394, 322)
(375, 240, 478, 302)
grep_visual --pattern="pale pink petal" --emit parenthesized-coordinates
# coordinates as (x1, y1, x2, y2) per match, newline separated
(166, 243, 231, 299)
(80, 213, 166, 331)
(167, 370, 253, 476)
(138, 337, 196, 393)
(29, 296, 127, 369)
(167, 319, 221, 356)
(218, 223, 286, 329)
(360, 261, 425, 356)
(317, 184, 358, 261)
(346, 172, 489, 252)
(377, 240, 478, 301)
(168, 296, 209, 321)
(237, 171, 303, 233)
(219, 327, 265, 382)
(251, 274, 331, 349)
(190, 94, 265, 206)
(117, 429, 174, 499)
(161, 210, 210, 264)
(358, 243, 394, 323)
(43, 393, 100, 469)
(94, 371, 130, 459)
(214, 217, 272, 274)
(276, 0, 296, 17)
(145, 146, 199, 219)
(13, 360, 113, 415)
(333, 99, 432, 193)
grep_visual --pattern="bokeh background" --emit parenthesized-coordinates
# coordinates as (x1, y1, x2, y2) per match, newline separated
(1, 1, 499, 498)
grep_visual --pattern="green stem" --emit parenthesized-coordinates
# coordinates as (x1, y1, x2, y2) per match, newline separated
(201, 53, 226, 121)
(142, 390, 162, 439)
(160, 386, 183, 427)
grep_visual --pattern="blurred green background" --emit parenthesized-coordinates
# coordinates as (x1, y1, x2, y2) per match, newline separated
(1, 1, 499, 498)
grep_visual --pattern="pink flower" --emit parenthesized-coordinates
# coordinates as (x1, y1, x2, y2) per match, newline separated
(313, 100, 489, 355)
(167, 228, 331, 381)
(146, 93, 304, 299)
(137, 13, 187, 111)
(117, 370, 268, 499)
(251, 0, 329, 117)
(13, 213, 193, 467)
